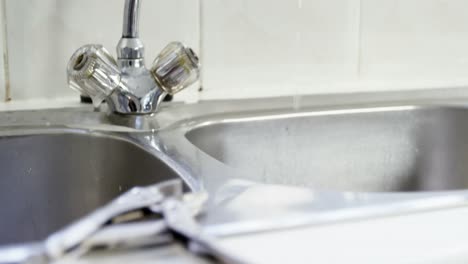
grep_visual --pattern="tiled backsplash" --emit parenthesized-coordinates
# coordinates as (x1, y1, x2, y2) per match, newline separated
(360, 0, 468, 83)
(0, 0, 200, 103)
(200, 0, 360, 99)
(1, 0, 468, 103)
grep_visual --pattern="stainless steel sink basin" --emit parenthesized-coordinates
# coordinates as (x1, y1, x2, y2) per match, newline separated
(186, 105, 468, 192)
(0, 131, 181, 246)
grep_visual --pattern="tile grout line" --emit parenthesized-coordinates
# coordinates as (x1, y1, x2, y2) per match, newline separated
(356, 0, 362, 81)
(1, 0, 10, 102)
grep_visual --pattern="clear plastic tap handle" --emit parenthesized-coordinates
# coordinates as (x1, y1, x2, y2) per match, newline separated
(67, 44, 121, 107)
(150, 42, 200, 95)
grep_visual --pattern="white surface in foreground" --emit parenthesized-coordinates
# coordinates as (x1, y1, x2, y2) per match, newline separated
(219, 206, 468, 264)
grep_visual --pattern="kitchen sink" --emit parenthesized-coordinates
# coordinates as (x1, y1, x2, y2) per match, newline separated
(4, 89, 468, 260)
(0, 131, 181, 246)
(187, 105, 468, 192)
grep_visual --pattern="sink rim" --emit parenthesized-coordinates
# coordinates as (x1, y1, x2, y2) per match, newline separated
(183, 103, 468, 132)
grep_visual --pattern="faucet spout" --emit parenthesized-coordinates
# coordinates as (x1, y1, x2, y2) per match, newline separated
(122, 0, 141, 38)
(118, 0, 143, 61)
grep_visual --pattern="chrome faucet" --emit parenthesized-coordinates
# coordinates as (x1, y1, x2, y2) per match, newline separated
(67, 0, 200, 115)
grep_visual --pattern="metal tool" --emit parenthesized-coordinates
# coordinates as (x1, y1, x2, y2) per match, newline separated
(4, 179, 244, 264)
(154, 197, 246, 264)
(44, 180, 181, 260)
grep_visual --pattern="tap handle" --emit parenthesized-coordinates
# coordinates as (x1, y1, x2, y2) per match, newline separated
(67, 45, 121, 107)
(150, 42, 200, 95)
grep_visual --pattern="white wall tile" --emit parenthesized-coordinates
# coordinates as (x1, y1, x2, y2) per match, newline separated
(3, 0, 468, 104)
(200, 0, 360, 99)
(360, 0, 468, 84)
(4, 0, 200, 102)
